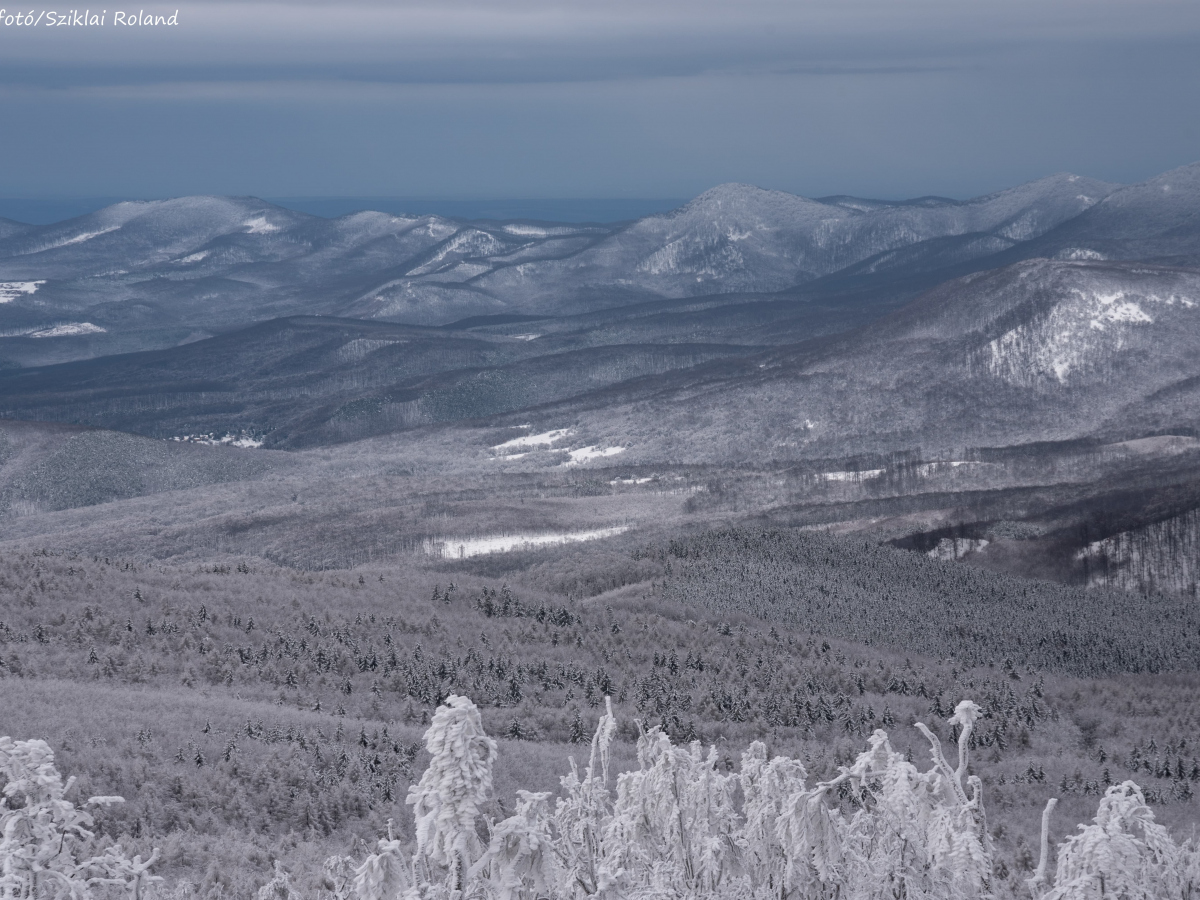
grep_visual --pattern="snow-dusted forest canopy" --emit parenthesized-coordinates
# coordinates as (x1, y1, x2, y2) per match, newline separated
(2, 540, 1200, 898)
(5, 695, 1198, 900)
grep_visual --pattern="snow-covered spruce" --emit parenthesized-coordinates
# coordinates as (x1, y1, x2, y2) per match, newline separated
(406, 694, 499, 893)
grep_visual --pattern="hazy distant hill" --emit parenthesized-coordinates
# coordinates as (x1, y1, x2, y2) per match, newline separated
(1017, 161, 1200, 266)
(456, 174, 1117, 306)
(0, 173, 1119, 367)
(0, 316, 753, 448)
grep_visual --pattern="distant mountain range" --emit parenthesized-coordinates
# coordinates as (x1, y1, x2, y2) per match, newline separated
(0, 161, 1197, 595)
(0, 167, 1147, 367)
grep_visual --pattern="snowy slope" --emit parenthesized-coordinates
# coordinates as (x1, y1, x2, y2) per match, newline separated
(463, 174, 1118, 306)
(532, 259, 1200, 464)
(1020, 161, 1200, 264)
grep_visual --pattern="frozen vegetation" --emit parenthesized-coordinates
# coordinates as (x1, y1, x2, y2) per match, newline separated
(1, 542, 1199, 897)
(7, 695, 1200, 899)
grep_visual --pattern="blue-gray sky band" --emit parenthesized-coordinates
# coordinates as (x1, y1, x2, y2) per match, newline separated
(1, 0, 1198, 201)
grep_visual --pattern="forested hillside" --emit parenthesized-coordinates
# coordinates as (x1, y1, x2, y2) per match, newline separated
(2, 532, 1199, 897)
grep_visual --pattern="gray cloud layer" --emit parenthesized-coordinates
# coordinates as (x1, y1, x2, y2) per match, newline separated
(1, 0, 1198, 199)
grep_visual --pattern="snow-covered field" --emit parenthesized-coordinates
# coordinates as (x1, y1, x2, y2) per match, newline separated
(27, 322, 106, 338)
(819, 468, 884, 482)
(169, 432, 263, 448)
(421, 526, 628, 559)
(564, 445, 625, 465)
(491, 427, 573, 453)
(0, 281, 45, 303)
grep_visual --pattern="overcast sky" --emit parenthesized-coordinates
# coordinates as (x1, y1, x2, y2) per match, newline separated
(2, 0, 1199, 201)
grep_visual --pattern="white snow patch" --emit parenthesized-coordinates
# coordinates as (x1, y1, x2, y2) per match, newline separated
(422, 526, 629, 559)
(914, 461, 975, 477)
(500, 223, 596, 237)
(1056, 248, 1106, 261)
(0, 281, 45, 303)
(37, 226, 121, 250)
(28, 322, 106, 338)
(243, 216, 281, 234)
(564, 446, 625, 465)
(492, 428, 573, 452)
(1089, 293, 1152, 330)
(927, 538, 989, 560)
(984, 287, 1169, 385)
(637, 235, 747, 278)
(502, 224, 552, 237)
(407, 229, 509, 276)
(170, 432, 263, 448)
(819, 469, 884, 483)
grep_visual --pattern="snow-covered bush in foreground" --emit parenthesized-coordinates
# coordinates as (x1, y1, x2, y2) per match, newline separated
(9, 698, 1200, 899)
(408, 694, 499, 892)
(1028, 782, 1200, 900)
(0, 736, 159, 899)
(341, 695, 1200, 900)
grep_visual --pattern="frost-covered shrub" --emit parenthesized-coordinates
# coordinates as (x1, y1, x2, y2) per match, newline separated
(738, 739, 809, 896)
(1031, 781, 1200, 900)
(406, 694, 498, 892)
(771, 700, 993, 900)
(256, 861, 302, 900)
(333, 694, 1200, 900)
(319, 855, 358, 900)
(547, 696, 618, 899)
(352, 822, 412, 900)
(604, 730, 742, 897)
(0, 735, 159, 900)
(469, 791, 557, 900)
(339, 695, 998, 900)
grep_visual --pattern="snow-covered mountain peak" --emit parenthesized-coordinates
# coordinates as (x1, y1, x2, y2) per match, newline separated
(671, 183, 842, 221)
